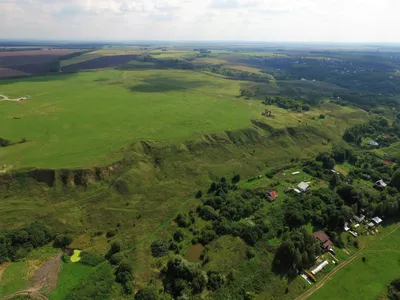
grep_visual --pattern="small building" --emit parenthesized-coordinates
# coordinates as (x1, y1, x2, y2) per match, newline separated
(313, 231, 333, 251)
(353, 215, 365, 223)
(344, 222, 350, 232)
(298, 181, 310, 193)
(368, 222, 375, 228)
(267, 191, 278, 202)
(311, 260, 329, 275)
(367, 140, 379, 147)
(384, 160, 393, 166)
(374, 179, 387, 190)
(371, 216, 383, 225)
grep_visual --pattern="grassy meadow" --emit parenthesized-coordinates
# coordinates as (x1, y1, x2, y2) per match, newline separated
(0, 69, 265, 169)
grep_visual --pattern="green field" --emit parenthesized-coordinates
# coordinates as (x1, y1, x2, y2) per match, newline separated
(0, 261, 29, 297)
(47, 262, 93, 300)
(0, 69, 264, 168)
(309, 225, 400, 300)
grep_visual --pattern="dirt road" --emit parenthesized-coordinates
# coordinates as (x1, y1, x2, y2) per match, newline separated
(0, 94, 30, 102)
(1, 252, 62, 300)
(295, 224, 400, 300)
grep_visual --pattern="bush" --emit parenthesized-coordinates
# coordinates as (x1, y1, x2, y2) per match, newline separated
(116, 260, 134, 294)
(232, 174, 241, 184)
(106, 230, 117, 238)
(80, 252, 105, 266)
(53, 234, 73, 248)
(110, 253, 124, 265)
(151, 240, 169, 257)
(195, 190, 203, 198)
(246, 248, 256, 259)
(198, 205, 218, 221)
(173, 230, 185, 243)
(135, 286, 159, 300)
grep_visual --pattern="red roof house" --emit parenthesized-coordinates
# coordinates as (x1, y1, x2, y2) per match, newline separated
(313, 231, 332, 251)
(267, 191, 278, 201)
(384, 160, 393, 166)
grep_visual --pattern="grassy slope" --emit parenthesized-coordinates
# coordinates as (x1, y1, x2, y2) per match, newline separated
(309, 225, 400, 300)
(0, 69, 262, 168)
(0, 262, 29, 297)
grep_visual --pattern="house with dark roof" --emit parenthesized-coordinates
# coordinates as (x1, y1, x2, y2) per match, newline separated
(374, 179, 387, 190)
(313, 231, 333, 251)
(267, 191, 278, 202)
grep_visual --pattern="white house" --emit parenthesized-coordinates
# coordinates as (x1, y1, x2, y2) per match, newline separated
(298, 181, 310, 193)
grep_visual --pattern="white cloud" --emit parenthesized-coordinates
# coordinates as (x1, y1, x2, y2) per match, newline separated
(0, 0, 399, 42)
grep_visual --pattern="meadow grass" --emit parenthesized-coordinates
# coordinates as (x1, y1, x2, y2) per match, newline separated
(0, 69, 264, 168)
(47, 262, 93, 300)
(0, 261, 29, 297)
(309, 225, 400, 300)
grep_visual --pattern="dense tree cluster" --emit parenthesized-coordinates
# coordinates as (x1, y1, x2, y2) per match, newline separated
(163, 256, 209, 297)
(388, 278, 400, 300)
(264, 96, 309, 111)
(273, 228, 321, 274)
(0, 222, 54, 263)
(203, 65, 271, 82)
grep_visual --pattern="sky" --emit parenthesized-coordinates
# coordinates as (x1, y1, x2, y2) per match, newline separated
(0, 0, 399, 43)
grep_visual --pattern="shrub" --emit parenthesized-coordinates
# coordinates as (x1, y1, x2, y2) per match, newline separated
(232, 174, 241, 184)
(80, 252, 105, 266)
(246, 248, 256, 259)
(106, 230, 117, 238)
(135, 286, 159, 300)
(173, 230, 185, 242)
(53, 234, 73, 248)
(110, 253, 124, 265)
(151, 240, 169, 257)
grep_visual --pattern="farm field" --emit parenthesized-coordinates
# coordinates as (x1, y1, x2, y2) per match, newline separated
(0, 69, 262, 168)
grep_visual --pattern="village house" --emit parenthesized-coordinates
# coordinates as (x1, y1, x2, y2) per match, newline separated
(267, 191, 278, 202)
(313, 231, 333, 252)
(374, 179, 387, 190)
(297, 181, 310, 193)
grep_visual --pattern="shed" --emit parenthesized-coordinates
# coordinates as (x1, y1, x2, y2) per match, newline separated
(311, 260, 329, 275)
(367, 140, 379, 147)
(353, 215, 365, 223)
(298, 181, 310, 193)
(372, 217, 382, 225)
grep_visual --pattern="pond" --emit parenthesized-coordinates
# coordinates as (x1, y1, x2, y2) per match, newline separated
(184, 244, 205, 262)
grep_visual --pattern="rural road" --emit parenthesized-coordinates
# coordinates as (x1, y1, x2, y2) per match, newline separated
(0, 94, 29, 102)
(295, 224, 400, 300)
(1, 252, 62, 300)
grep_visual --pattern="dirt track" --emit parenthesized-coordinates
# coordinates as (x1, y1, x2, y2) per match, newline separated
(295, 224, 400, 300)
(1, 252, 62, 300)
(0, 94, 29, 102)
